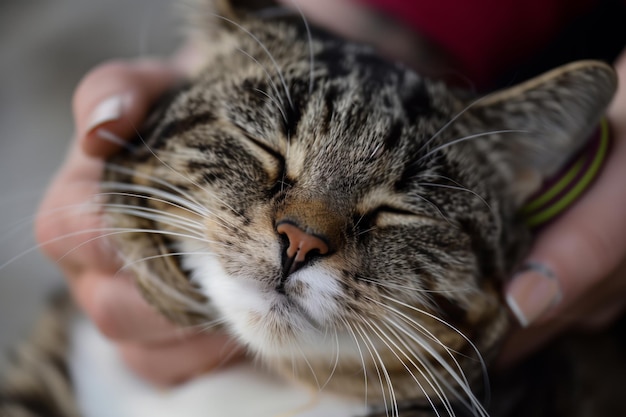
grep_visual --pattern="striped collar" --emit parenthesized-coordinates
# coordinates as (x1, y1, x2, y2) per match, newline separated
(522, 118, 611, 229)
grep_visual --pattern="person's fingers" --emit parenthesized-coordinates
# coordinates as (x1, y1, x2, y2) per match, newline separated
(71, 269, 193, 343)
(504, 53, 626, 328)
(499, 259, 626, 365)
(35, 142, 116, 273)
(119, 333, 244, 386)
(72, 59, 183, 158)
(506, 136, 626, 326)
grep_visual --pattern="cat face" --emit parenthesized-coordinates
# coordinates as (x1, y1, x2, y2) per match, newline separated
(103, 0, 616, 411)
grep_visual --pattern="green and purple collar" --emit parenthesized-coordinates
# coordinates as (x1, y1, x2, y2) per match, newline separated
(521, 118, 611, 229)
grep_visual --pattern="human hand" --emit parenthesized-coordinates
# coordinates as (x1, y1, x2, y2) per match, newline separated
(35, 50, 243, 386)
(499, 49, 626, 365)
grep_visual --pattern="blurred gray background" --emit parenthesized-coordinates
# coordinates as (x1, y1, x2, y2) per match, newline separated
(0, 0, 181, 370)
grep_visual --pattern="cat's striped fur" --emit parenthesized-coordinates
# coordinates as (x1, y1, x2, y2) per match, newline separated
(1, 1, 621, 416)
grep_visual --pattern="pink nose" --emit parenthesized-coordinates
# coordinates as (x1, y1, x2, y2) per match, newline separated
(276, 221, 330, 276)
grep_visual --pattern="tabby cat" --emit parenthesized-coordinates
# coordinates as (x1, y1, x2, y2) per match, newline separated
(1, 0, 623, 416)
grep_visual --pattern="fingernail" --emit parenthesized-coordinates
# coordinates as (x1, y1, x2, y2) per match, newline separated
(85, 94, 130, 135)
(506, 262, 562, 327)
(96, 128, 127, 147)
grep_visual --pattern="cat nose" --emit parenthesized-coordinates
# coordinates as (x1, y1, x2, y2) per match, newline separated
(276, 221, 330, 277)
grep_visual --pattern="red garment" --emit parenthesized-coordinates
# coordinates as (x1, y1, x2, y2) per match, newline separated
(360, 0, 597, 86)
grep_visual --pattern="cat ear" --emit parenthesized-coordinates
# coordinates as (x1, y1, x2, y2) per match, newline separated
(469, 60, 617, 204)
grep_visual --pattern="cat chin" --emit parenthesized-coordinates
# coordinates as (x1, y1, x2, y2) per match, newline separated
(179, 246, 362, 362)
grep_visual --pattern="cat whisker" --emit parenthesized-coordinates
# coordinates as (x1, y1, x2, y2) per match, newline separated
(414, 172, 493, 217)
(408, 192, 454, 226)
(356, 322, 399, 417)
(96, 190, 209, 219)
(237, 47, 289, 114)
(253, 87, 289, 126)
(187, 316, 229, 334)
(115, 250, 216, 277)
(417, 94, 501, 156)
(339, 317, 369, 407)
(417, 129, 529, 165)
(289, 0, 315, 95)
(294, 340, 322, 390)
(116, 126, 244, 223)
(379, 320, 457, 417)
(100, 179, 208, 218)
(364, 319, 449, 417)
(352, 212, 368, 233)
(355, 225, 377, 237)
(380, 295, 486, 366)
(377, 296, 489, 417)
(383, 317, 486, 417)
(54, 226, 220, 263)
(356, 275, 476, 296)
(417, 182, 494, 217)
(317, 326, 342, 391)
(101, 205, 206, 234)
(105, 164, 207, 213)
(211, 13, 294, 110)
(105, 167, 243, 232)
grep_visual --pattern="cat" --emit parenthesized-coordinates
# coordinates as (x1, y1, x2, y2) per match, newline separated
(1, 0, 622, 416)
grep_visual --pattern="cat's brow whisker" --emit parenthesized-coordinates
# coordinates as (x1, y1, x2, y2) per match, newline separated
(408, 192, 454, 226)
(417, 94, 497, 156)
(414, 173, 493, 217)
(253, 87, 289, 125)
(417, 129, 529, 165)
(211, 13, 294, 110)
(236, 47, 289, 113)
(417, 183, 494, 217)
(289, 0, 315, 95)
